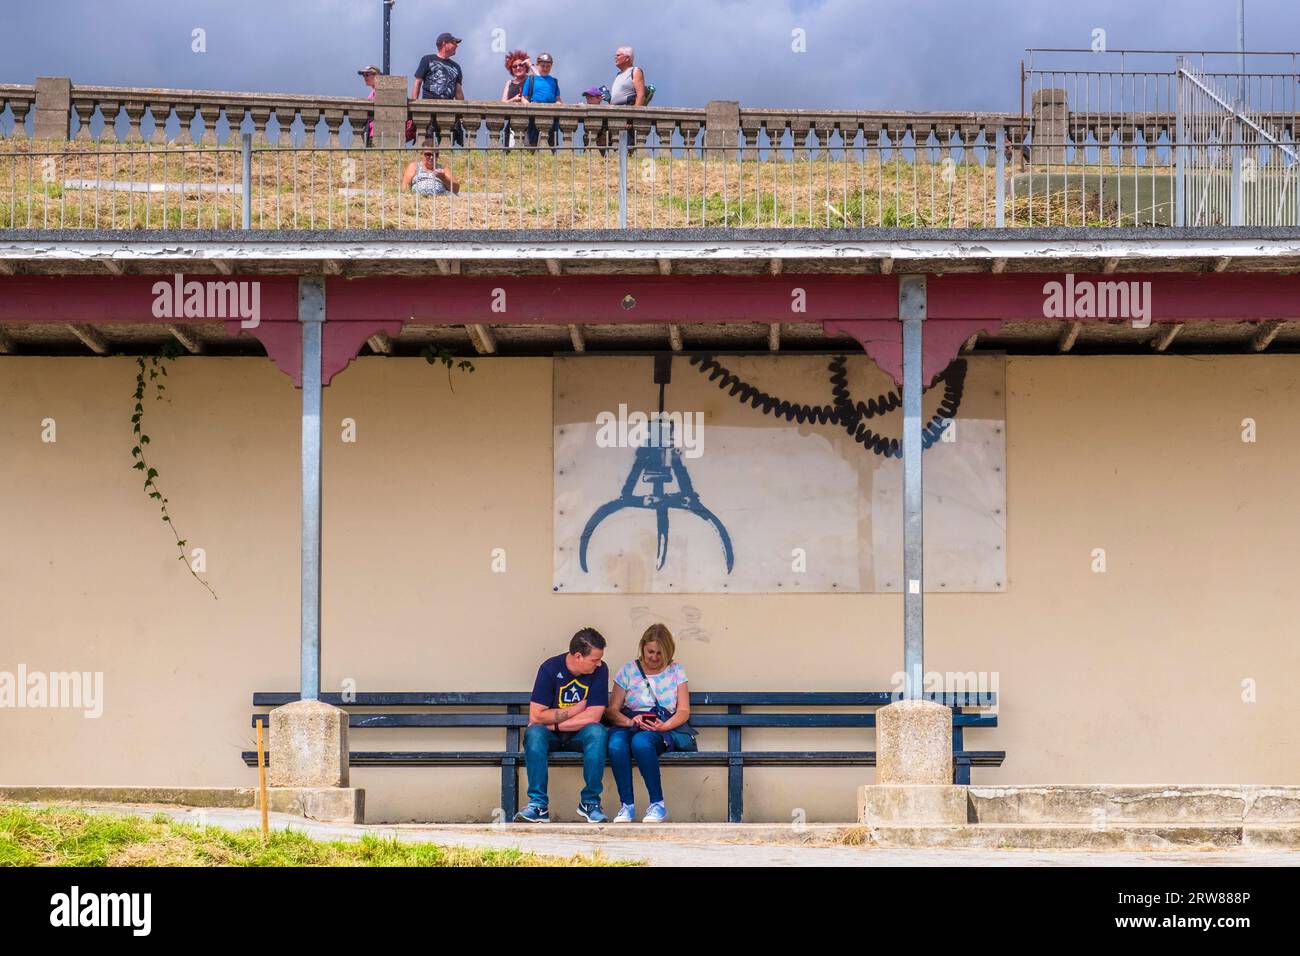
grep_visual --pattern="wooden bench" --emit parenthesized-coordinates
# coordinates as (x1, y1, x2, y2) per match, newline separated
(243, 691, 1004, 823)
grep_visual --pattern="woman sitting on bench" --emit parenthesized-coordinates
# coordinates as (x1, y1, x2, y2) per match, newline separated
(401, 139, 460, 196)
(605, 624, 698, 822)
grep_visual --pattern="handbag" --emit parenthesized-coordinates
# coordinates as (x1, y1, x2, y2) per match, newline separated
(622, 661, 697, 744)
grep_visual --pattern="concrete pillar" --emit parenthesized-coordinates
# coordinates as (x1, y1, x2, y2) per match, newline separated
(1031, 88, 1068, 165)
(859, 784, 968, 825)
(859, 698, 965, 825)
(268, 699, 349, 788)
(875, 697, 952, 784)
(372, 74, 409, 147)
(702, 100, 740, 149)
(33, 77, 72, 142)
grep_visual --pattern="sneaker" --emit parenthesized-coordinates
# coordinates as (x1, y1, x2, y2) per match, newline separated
(612, 803, 636, 823)
(513, 803, 549, 823)
(642, 801, 667, 823)
(576, 802, 608, 823)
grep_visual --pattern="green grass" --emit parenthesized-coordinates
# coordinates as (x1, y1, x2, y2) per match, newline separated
(0, 804, 637, 867)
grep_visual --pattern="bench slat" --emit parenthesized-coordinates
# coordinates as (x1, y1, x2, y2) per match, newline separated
(240, 750, 1007, 768)
(250, 712, 998, 730)
(253, 690, 997, 708)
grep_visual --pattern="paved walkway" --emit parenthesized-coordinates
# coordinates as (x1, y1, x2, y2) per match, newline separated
(67, 805, 1300, 866)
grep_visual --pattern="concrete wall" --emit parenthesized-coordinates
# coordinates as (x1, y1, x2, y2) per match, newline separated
(1, 354, 1297, 822)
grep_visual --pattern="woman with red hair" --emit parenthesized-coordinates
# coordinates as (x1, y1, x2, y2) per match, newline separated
(500, 50, 533, 148)
(500, 50, 532, 103)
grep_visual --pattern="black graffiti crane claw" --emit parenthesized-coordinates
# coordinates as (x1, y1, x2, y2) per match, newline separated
(578, 427, 735, 575)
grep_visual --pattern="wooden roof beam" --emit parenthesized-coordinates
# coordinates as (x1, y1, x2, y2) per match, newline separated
(1250, 320, 1282, 352)
(1151, 323, 1183, 352)
(165, 324, 203, 355)
(567, 324, 586, 353)
(466, 323, 496, 354)
(68, 324, 108, 355)
(1057, 321, 1082, 353)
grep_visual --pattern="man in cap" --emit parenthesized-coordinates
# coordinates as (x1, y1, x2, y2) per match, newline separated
(412, 32, 466, 146)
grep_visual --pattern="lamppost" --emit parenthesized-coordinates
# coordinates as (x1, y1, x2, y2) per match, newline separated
(383, 0, 395, 75)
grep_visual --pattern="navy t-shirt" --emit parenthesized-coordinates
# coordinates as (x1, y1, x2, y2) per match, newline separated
(415, 54, 463, 99)
(531, 654, 609, 710)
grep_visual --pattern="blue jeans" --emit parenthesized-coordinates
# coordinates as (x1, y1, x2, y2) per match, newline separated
(523, 722, 608, 808)
(607, 726, 697, 805)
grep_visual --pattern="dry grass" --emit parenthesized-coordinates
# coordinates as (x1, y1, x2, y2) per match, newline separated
(837, 825, 875, 847)
(0, 804, 636, 867)
(0, 140, 1142, 230)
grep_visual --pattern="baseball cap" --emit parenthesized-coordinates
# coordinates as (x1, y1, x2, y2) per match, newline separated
(357, 64, 381, 75)
(536, 53, 553, 63)
(436, 32, 463, 46)
(582, 86, 603, 98)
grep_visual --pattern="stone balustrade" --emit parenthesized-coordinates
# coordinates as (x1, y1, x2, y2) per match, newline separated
(3, 77, 1037, 158)
(6, 76, 1294, 164)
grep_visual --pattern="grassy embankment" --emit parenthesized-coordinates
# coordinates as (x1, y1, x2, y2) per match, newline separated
(0, 804, 634, 867)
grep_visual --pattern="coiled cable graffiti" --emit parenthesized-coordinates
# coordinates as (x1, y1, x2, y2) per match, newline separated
(688, 354, 967, 459)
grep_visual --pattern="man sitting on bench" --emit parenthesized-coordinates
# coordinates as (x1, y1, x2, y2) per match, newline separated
(515, 627, 610, 823)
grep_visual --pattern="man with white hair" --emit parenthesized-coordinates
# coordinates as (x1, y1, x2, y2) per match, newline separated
(610, 46, 647, 106)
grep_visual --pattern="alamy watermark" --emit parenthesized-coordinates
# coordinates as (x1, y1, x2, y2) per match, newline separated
(0, 665, 103, 718)
(1042, 273, 1152, 328)
(890, 669, 999, 708)
(151, 273, 261, 328)
(50, 886, 150, 935)
(595, 405, 705, 459)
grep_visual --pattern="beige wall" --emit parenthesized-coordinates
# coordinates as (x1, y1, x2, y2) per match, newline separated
(1, 353, 1297, 822)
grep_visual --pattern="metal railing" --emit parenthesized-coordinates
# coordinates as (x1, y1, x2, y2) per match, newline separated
(5, 131, 1293, 232)
(1, 130, 1057, 231)
(1019, 52, 1300, 227)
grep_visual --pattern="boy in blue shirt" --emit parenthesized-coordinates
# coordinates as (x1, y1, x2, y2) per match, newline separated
(523, 52, 562, 148)
(516, 627, 610, 822)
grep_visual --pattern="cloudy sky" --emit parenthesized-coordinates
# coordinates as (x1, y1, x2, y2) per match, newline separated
(2, 0, 1298, 111)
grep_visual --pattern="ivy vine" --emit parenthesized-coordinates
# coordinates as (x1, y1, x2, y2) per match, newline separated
(131, 343, 218, 600)
(421, 344, 475, 390)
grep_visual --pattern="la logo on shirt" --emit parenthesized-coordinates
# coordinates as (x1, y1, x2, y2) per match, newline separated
(558, 679, 589, 706)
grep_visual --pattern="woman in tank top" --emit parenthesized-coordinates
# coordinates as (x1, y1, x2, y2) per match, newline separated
(500, 50, 532, 147)
(401, 140, 459, 196)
